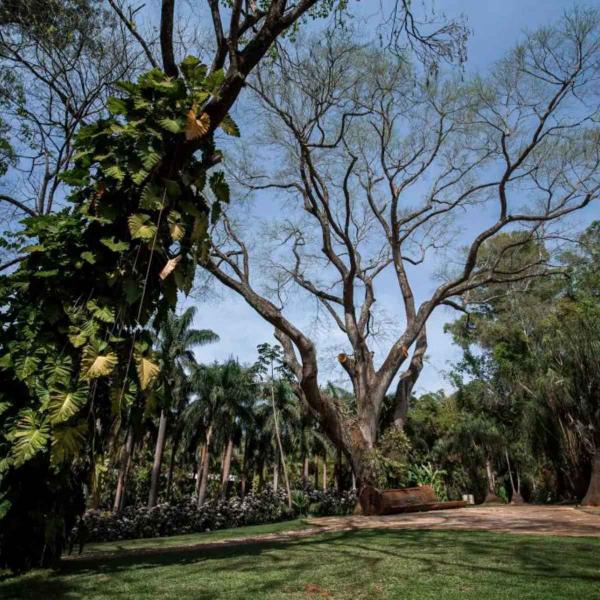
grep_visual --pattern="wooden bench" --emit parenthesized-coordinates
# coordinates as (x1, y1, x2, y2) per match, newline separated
(359, 484, 468, 516)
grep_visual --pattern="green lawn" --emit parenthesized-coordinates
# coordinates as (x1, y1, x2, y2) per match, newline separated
(1, 527, 599, 599)
(79, 518, 312, 556)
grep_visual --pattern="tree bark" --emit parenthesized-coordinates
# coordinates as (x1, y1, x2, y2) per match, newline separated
(483, 459, 503, 504)
(322, 456, 328, 491)
(393, 329, 427, 429)
(335, 450, 342, 491)
(302, 455, 309, 486)
(506, 449, 525, 504)
(148, 409, 168, 508)
(195, 443, 206, 499)
(220, 437, 234, 499)
(197, 425, 213, 507)
(270, 374, 292, 508)
(165, 431, 181, 502)
(273, 454, 279, 492)
(582, 452, 600, 507)
(113, 427, 134, 513)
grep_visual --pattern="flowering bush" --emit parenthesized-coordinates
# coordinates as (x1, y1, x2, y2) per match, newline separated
(306, 488, 357, 517)
(71, 487, 357, 545)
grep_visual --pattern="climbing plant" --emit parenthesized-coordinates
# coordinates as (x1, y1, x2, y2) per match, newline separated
(0, 56, 237, 570)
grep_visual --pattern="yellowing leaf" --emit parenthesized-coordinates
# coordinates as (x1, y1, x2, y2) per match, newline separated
(128, 213, 158, 241)
(169, 222, 185, 241)
(159, 255, 181, 280)
(135, 356, 160, 390)
(81, 348, 118, 380)
(185, 110, 210, 140)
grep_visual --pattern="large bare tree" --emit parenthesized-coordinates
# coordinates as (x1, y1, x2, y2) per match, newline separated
(202, 10, 600, 508)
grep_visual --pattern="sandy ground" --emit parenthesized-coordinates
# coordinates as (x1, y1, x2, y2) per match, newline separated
(307, 504, 600, 538)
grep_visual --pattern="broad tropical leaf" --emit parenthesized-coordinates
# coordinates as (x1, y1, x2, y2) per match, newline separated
(100, 236, 130, 252)
(48, 387, 88, 424)
(51, 422, 87, 465)
(135, 355, 160, 390)
(14, 354, 41, 381)
(81, 346, 118, 380)
(86, 300, 116, 324)
(220, 114, 240, 137)
(159, 118, 184, 134)
(128, 213, 158, 241)
(11, 411, 50, 465)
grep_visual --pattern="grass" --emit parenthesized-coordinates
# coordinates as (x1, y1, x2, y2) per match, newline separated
(1, 527, 599, 599)
(79, 518, 312, 556)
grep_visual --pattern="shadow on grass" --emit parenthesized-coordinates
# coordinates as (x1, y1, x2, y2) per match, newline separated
(2, 529, 599, 599)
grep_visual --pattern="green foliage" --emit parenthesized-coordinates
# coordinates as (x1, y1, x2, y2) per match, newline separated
(0, 57, 236, 571)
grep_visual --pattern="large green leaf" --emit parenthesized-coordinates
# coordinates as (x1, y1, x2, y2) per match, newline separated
(128, 213, 157, 241)
(86, 300, 115, 323)
(100, 237, 130, 252)
(11, 411, 50, 466)
(220, 114, 240, 137)
(51, 422, 87, 465)
(209, 171, 230, 203)
(48, 387, 88, 424)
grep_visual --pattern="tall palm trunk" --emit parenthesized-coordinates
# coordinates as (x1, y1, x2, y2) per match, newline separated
(322, 456, 328, 491)
(302, 456, 309, 485)
(165, 431, 181, 502)
(314, 455, 319, 489)
(220, 436, 234, 499)
(270, 374, 291, 508)
(148, 409, 168, 508)
(195, 443, 206, 498)
(273, 453, 279, 491)
(335, 450, 343, 490)
(113, 427, 134, 512)
(197, 424, 213, 507)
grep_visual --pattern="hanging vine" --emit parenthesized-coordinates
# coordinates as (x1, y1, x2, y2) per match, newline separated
(0, 57, 236, 529)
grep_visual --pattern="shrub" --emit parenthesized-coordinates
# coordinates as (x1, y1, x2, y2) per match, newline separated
(71, 487, 357, 546)
(306, 487, 357, 517)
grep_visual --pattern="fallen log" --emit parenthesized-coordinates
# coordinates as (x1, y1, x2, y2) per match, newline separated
(359, 484, 468, 516)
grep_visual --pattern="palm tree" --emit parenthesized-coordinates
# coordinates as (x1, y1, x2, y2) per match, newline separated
(183, 363, 224, 506)
(147, 307, 218, 508)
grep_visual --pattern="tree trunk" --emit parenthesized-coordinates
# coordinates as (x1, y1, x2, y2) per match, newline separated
(582, 452, 600, 506)
(195, 443, 206, 499)
(302, 455, 309, 486)
(165, 431, 181, 502)
(220, 437, 234, 499)
(270, 377, 292, 508)
(483, 459, 503, 504)
(505, 449, 524, 504)
(273, 454, 279, 492)
(335, 450, 343, 491)
(392, 328, 427, 429)
(148, 409, 168, 508)
(197, 425, 213, 507)
(314, 455, 319, 489)
(113, 427, 134, 513)
(322, 456, 328, 491)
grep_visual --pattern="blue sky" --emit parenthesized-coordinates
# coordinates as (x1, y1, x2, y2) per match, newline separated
(189, 0, 600, 394)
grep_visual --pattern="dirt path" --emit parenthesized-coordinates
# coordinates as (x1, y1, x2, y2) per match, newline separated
(65, 505, 600, 563)
(308, 505, 600, 538)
